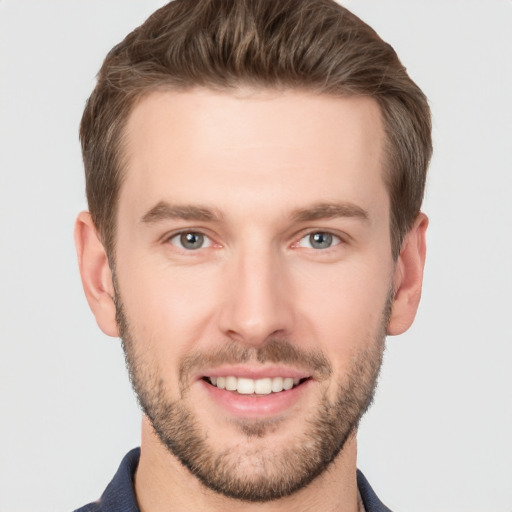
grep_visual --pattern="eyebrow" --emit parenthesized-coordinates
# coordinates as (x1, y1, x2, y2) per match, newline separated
(141, 200, 368, 225)
(140, 201, 222, 224)
(290, 202, 369, 223)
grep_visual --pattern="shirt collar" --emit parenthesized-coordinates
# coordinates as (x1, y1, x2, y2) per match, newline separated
(76, 448, 392, 512)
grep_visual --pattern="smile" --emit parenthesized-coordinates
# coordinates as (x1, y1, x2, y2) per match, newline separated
(206, 376, 306, 395)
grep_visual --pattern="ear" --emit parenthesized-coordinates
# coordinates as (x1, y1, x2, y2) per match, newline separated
(387, 212, 428, 336)
(74, 211, 119, 337)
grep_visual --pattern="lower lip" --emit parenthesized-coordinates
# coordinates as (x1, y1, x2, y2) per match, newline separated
(200, 379, 311, 418)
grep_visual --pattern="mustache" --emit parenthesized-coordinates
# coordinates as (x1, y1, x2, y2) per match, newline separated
(179, 338, 332, 386)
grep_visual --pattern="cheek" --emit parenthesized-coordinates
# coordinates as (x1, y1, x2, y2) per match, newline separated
(116, 261, 221, 353)
(293, 261, 391, 366)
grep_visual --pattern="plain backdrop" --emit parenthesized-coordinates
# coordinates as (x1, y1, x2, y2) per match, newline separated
(0, 1, 511, 511)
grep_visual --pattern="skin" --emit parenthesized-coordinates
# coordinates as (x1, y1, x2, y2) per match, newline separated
(75, 88, 427, 512)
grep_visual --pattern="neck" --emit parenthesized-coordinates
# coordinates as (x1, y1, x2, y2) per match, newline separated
(134, 417, 361, 512)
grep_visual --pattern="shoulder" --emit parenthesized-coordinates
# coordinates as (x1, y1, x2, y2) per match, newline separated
(72, 448, 141, 512)
(357, 469, 393, 512)
(73, 503, 102, 512)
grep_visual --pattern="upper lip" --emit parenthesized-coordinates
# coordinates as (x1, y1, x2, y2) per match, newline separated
(196, 365, 312, 381)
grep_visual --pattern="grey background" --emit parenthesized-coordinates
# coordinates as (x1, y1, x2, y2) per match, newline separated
(1, 1, 511, 511)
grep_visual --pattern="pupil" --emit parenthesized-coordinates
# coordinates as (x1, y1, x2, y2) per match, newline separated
(181, 232, 203, 249)
(310, 232, 332, 249)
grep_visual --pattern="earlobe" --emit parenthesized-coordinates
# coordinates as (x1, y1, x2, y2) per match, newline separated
(74, 211, 119, 337)
(387, 212, 428, 336)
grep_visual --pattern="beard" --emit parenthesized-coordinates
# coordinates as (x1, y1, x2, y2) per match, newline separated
(116, 289, 390, 503)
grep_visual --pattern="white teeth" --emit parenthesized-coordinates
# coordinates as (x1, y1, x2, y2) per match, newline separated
(271, 377, 283, 392)
(254, 378, 272, 395)
(216, 376, 226, 389)
(237, 378, 255, 394)
(225, 376, 237, 391)
(208, 376, 302, 394)
(283, 377, 294, 390)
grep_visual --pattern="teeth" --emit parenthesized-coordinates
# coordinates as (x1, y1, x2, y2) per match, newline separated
(271, 377, 283, 392)
(225, 376, 237, 391)
(254, 378, 272, 394)
(237, 378, 255, 394)
(283, 377, 294, 390)
(208, 376, 303, 394)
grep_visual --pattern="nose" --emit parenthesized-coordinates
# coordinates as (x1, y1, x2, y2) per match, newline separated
(217, 243, 295, 346)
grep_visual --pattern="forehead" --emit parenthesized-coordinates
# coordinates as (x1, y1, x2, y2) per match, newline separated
(120, 87, 387, 220)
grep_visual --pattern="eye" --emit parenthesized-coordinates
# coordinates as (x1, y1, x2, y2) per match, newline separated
(298, 232, 341, 250)
(168, 231, 212, 250)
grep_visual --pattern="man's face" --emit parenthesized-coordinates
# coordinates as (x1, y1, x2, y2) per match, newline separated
(114, 88, 395, 500)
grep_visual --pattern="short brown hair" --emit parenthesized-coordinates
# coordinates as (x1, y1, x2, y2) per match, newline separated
(80, 0, 432, 259)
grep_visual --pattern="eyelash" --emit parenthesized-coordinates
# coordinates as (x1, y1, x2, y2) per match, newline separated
(164, 229, 345, 253)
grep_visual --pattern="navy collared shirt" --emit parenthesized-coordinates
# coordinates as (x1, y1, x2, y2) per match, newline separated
(74, 448, 392, 512)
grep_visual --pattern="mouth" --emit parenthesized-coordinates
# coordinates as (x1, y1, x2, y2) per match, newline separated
(197, 368, 314, 417)
(202, 376, 310, 395)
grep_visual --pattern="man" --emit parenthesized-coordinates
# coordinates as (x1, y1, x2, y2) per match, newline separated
(73, 0, 431, 510)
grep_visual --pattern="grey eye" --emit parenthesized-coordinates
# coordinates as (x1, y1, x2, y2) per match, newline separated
(169, 232, 211, 250)
(310, 232, 333, 249)
(299, 232, 340, 250)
